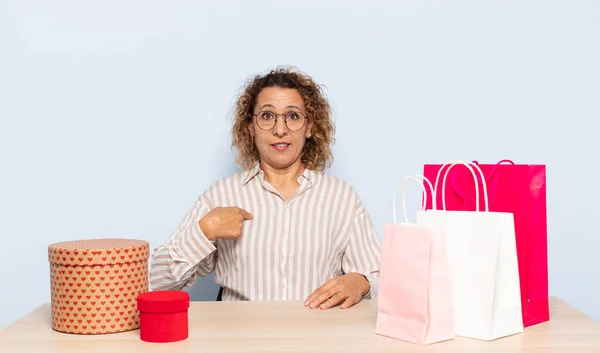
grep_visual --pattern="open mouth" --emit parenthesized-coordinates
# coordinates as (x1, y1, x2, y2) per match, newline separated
(271, 142, 290, 151)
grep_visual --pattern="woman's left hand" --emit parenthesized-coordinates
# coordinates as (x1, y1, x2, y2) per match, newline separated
(304, 273, 370, 310)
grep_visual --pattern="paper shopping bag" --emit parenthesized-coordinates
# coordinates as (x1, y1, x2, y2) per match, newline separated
(423, 160, 548, 327)
(375, 175, 453, 345)
(417, 161, 523, 340)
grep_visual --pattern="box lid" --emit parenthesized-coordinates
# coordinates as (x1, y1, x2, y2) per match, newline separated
(137, 290, 190, 313)
(48, 238, 149, 266)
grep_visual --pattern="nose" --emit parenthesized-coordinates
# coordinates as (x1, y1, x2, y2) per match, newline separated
(272, 116, 288, 137)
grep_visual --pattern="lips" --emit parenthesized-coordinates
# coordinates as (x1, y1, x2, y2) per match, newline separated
(271, 142, 290, 151)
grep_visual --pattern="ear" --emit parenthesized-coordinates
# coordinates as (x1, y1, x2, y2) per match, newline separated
(305, 119, 313, 139)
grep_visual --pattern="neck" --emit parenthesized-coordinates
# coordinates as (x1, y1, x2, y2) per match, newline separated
(260, 160, 306, 187)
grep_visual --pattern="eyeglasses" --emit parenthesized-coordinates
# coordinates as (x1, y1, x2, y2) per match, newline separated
(252, 111, 308, 131)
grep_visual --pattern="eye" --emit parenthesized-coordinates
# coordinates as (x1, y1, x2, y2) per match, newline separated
(287, 112, 300, 120)
(260, 112, 275, 120)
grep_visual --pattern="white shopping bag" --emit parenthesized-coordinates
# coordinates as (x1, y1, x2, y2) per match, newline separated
(416, 160, 523, 340)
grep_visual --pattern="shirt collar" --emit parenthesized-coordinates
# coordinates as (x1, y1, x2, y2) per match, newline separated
(242, 162, 320, 187)
(242, 163, 262, 186)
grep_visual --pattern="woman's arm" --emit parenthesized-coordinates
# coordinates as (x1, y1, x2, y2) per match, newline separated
(305, 196, 381, 309)
(149, 197, 217, 291)
(341, 198, 381, 299)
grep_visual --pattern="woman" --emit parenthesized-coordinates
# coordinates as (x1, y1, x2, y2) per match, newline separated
(150, 67, 380, 310)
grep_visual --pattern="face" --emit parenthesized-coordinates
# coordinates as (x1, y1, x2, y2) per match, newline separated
(249, 87, 313, 171)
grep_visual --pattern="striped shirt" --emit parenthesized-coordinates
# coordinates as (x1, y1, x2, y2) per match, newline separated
(149, 163, 381, 301)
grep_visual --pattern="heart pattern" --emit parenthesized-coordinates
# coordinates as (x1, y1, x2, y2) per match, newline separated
(48, 241, 149, 335)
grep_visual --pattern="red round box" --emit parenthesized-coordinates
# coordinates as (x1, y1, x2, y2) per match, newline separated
(136, 290, 190, 343)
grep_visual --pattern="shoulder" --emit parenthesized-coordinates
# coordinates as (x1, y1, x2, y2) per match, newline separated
(312, 170, 362, 204)
(198, 169, 248, 205)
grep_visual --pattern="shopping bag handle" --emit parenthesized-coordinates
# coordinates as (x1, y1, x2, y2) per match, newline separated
(451, 160, 515, 210)
(392, 175, 435, 224)
(433, 160, 489, 212)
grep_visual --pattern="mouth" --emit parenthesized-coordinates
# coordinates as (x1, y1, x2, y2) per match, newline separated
(271, 142, 290, 151)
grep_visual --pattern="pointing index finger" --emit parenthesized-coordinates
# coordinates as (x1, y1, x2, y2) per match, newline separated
(238, 207, 253, 220)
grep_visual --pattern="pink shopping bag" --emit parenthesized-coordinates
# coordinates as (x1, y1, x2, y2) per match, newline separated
(423, 160, 549, 327)
(375, 175, 453, 345)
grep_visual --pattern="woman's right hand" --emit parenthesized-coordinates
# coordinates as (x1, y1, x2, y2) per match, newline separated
(199, 206, 253, 241)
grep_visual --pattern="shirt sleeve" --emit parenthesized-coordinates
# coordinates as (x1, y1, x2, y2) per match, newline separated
(149, 196, 217, 291)
(342, 197, 381, 299)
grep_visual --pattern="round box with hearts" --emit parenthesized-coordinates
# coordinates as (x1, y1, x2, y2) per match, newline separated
(47, 238, 150, 334)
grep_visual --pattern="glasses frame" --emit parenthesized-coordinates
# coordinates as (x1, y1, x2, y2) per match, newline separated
(252, 111, 309, 132)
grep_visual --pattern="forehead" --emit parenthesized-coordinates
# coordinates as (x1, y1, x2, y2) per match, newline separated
(256, 87, 304, 109)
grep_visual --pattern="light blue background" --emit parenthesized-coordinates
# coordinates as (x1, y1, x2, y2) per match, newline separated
(1, 0, 598, 329)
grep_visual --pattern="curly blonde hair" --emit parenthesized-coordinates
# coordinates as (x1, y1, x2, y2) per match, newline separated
(231, 67, 335, 172)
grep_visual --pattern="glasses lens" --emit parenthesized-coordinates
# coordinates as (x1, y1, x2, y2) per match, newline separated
(257, 111, 276, 130)
(285, 112, 306, 131)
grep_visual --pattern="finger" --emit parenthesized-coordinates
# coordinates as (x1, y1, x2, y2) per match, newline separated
(305, 279, 338, 306)
(238, 207, 254, 220)
(307, 284, 344, 309)
(340, 295, 359, 309)
(319, 292, 347, 310)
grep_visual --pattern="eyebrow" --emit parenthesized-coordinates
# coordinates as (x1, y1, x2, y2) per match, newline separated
(258, 104, 303, 111)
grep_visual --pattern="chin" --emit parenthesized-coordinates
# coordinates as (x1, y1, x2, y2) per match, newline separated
(264, 156, 299, 169)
